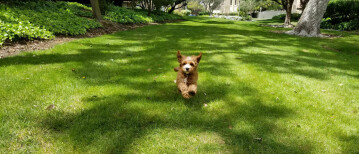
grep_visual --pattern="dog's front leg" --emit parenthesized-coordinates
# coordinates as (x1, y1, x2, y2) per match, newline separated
(178, 82, 190, 99)
(188, 84, 197, 96)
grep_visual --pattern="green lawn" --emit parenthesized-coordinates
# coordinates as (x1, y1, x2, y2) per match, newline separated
(1, 17, 358, 153)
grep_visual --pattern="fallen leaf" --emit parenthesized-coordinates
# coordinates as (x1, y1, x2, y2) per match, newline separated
(321, 90, 326, 92)
(46, 104, 55, 110)
(82, 76, 86, 79)
(203, 93, 207, 96)
(147, 68, 151, 72)
(204, 104, 208, 107)
(228, 125, 233, 129)
(338, 83, 344, 86)
(173, 80, 177, 83)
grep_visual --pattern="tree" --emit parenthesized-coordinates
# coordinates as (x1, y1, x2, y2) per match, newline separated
(286, 0, 330, 37)
(271, 0, 294, 27)
(240, 0, 258, 15)
(300, 0, 309, 10)
(201, 0, 222, 15)
(239, 0, 281, 16)
(168, 0, 187, 13)
(90, 0, 103, 20)
(187, 0, 204, 15)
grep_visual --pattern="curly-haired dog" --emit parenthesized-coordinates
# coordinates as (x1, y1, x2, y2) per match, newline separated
(174, 51, 202, 99)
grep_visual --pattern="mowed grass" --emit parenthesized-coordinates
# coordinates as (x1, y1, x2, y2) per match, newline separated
(0, 17, 358, 153)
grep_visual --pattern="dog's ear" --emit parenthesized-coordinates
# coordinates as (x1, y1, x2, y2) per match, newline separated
(196, 52, 202, 63)
(177, 50, 182, 63)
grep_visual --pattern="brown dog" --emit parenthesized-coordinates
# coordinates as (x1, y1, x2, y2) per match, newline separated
(174, 51, 202, 99)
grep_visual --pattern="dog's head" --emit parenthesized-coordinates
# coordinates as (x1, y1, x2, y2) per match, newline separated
(177, 50, 202, 74)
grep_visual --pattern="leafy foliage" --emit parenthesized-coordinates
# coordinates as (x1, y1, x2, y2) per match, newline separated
(321, 0, 359, 30)
(271, 13, 301, 21)
(201, 0, 222, 14)
(180, 10, 192, 16)
(187, 1, 204, 15)
(240, 0, 282, 14)
(0, 1, 102, 45)
(321, 18, 359, 31)
(0, 20, 54, 46)
(104, 5, 182, 24)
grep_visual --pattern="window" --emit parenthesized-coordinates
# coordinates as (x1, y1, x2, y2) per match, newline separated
(235, 0, 237, 5)
(230, 0, 232, 5)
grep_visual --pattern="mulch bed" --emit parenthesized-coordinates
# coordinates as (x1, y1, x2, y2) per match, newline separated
(0, 20, 183, 59)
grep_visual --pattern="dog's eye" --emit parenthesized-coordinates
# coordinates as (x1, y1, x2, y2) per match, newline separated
(190, 63, 194, 66)
(182, 63, 186, 66)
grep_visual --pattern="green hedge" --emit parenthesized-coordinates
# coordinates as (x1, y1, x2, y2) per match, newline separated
(104, 5, 182, 24)
(321, 0, 359, 30)
(271, 13, 301, 21)
(0, 1, 102, 46)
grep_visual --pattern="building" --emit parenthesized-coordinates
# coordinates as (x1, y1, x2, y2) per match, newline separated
(214, 0, 239, 14)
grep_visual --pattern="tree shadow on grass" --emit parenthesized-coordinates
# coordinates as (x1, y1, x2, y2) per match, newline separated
(1, 17, 358, 152)
(41, 79, 308, 153)
(1, 20, 358, 80)
(336, 133, 359, 153)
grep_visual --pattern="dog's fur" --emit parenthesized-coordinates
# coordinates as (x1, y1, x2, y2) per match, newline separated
(174, 51, 202, 99)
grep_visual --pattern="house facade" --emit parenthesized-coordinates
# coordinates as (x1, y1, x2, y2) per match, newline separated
(214, 0, 239, 14)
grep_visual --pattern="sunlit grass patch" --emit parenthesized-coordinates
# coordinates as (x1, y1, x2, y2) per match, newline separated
(0, 17, 358, 153)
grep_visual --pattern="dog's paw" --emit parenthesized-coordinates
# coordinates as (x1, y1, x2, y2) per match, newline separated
(182, 92, 191, 99)
(189, 90, 196, 96)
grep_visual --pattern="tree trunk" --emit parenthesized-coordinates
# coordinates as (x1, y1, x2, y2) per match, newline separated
(114, 0, 124, 7)
(284, 0, 294, 27)
(90, 0, 102, 20)
(300, 0, 309, 11)
(131, 0, 136, 9)
(168, 6, 175, 13)
(286, 0, 330, 37)
(147, 0, 152, 16)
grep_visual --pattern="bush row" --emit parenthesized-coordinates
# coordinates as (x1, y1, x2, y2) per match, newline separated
(104, 5, 182, 24)
(0, 1, 102, 46)
(271, 13, 301, 21)
(1, 2, 183, 46)
(321, 0, 359, 30)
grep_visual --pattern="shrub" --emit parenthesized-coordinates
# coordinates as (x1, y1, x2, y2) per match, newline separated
(271, 13, 301, 21)
(104, 5, 182, 24)
(241, 15, 252, 21)
(0, 1, 102, 46)
(321, 0, 359, 30)
(187, 1, 204, 15)
(1, 1, 101, 35)
(199, 11, 210, 16)
(105, 6, 154, 24)
(0, 20, 54, 46)
(239, 11, 252, 21)
(180, 10, 192, 16)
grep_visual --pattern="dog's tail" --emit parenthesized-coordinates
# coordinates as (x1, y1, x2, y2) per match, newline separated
(174, 67, 179, 72)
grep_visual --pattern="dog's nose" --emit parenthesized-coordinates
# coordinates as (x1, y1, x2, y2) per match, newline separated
(186, 68, 189, 71)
